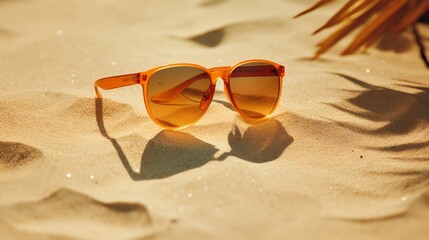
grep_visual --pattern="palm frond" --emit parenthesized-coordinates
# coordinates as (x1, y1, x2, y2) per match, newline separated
(296, 0, 429, 59)
(293, 0, 335, 18)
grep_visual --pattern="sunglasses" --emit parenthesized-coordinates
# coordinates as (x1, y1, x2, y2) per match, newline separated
(94, 59, 285, 129)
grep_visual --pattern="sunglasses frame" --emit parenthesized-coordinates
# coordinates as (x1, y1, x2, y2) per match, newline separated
(95, 59, 285, 129)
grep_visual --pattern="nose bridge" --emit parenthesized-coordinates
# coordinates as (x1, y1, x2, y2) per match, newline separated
(208, 66, 229, 81)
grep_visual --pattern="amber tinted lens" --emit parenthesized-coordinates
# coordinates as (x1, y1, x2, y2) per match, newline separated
(229, 62, 280, 119)
(147, 66, 212, 128)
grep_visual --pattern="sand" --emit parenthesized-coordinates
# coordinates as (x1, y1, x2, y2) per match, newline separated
(0, 0, 428, 239)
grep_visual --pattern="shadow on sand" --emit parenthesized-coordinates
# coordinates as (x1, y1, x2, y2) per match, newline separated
(95, 98, 293, 180)
(329, 73, 429, 206)
(328, 73, 429, 154)
(328, 73, 429, 135)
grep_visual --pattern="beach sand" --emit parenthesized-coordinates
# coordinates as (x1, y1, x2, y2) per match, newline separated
(0, 0, 428, 239)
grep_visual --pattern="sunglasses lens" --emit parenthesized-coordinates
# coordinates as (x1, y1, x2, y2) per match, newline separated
(147, 66, 212, 128)
(229, 62, 281, 119)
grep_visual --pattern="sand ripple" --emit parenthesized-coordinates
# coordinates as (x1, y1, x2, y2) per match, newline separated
(0, 141, 42, 170)
(0, 188, 154, 240)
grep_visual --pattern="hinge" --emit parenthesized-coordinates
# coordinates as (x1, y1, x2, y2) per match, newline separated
(278, 66, 285, 76)
(141, 74, 147, 82)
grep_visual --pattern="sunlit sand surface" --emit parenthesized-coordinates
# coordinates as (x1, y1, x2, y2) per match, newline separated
(0, 0, 428, 239)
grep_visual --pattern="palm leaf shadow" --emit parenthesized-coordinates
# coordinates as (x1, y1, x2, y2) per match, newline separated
(328, 74, 429, 209)
(329, 73, 429, 135)
(328, 73, 429, 153)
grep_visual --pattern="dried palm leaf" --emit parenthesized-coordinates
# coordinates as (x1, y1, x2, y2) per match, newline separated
(295, 0, 429, 64)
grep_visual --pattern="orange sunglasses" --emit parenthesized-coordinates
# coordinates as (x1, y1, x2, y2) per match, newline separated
(95, 59, 285, 129)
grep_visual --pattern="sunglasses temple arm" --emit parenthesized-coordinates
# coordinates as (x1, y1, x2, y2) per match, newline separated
(94, 73, 140, 98)
(150, 65, 283, 104)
